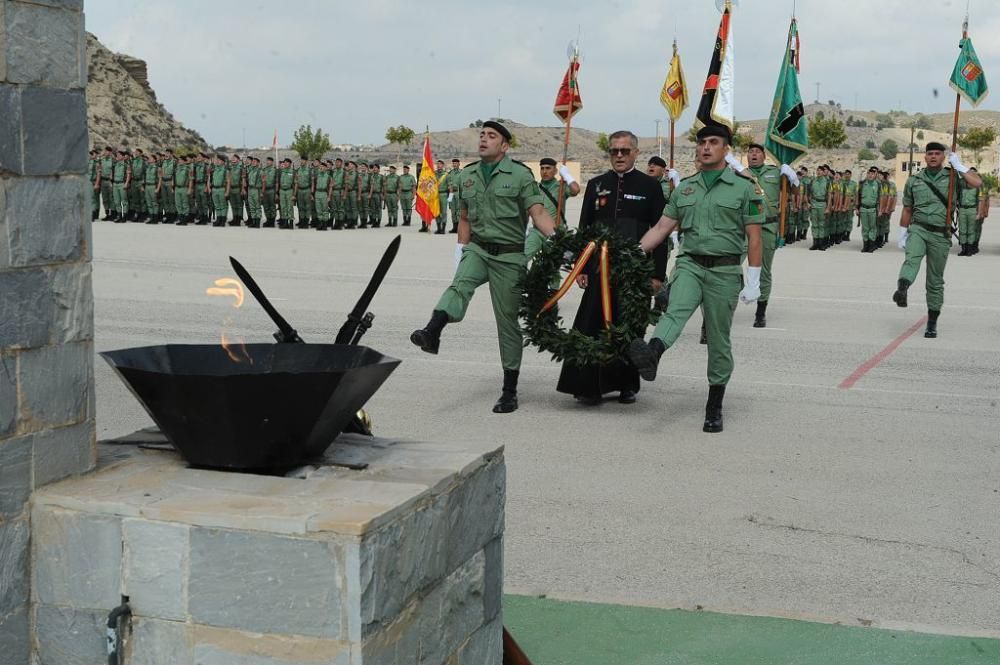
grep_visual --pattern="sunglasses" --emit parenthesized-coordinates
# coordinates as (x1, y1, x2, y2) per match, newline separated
(609, 148, 633, 156)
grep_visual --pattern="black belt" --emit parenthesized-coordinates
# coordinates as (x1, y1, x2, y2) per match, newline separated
(212, 185, 226, 190)
(113, 179, 125, 183)
(280, 186, 293, 190)
(860, 206, 877, 210)
(471, 235, 524, 256)
(912, 220, 949, 237)
(812, 198, 827, 202)
(684, 254, 741, 268)
(959, 204, 978, 209)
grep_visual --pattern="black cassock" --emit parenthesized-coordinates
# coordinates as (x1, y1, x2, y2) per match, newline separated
(556, 168, 667, 399)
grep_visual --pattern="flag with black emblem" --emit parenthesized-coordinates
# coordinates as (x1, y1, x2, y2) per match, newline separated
(694, 0, 735, 131)
(764, 18, 808, 165)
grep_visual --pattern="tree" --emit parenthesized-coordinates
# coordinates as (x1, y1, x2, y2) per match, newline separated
(291, 124, 331, 160)
(879, 139, 899, 160)
(815, 110, 825, 121)
(913, 114, 933, 130)
(732, 129, 755, 152)
(875, 113, 895, 130)
(916, 130, 925, 140)
(980, 172, 999, 193)
(808, 116, 847, 149)
(508, 134, 520, 149)
(858, 148, 877, 161)
(957, 126, 997, 166)
(596, 132, 610, 152)
(865, 139, 877, 149)
(384, 125, 415, 161)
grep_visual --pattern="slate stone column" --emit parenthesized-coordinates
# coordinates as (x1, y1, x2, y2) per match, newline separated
(0, 2, 94, 662)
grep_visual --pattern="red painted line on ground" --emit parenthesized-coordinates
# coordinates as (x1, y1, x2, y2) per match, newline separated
(838, 316, 929, 390)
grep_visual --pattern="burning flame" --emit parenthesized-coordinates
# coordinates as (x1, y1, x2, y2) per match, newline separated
(205, 278, 245, 308)
(220, 332, 253, 365)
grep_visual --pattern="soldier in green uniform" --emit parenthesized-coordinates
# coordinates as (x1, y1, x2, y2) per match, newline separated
(841, 170, 858, 243)
(193, 153, 210, 224)
(398, 164, 416, 226)
(742, 143, 799, 328)
(292, 158, 311, 229)
(111, 149, 131, 223)
(628, 125, 765, 433)
(368, 164, 384, 228)
(383, 165, 400, 227)
(829, 171, 844, 244)
(433, 160, 449, 233)
(208, 154, 229, 227)
(88, 150, 101, 221)
(173, 154, 193, 225)
(881, 172, 897, 248)
(973, 178, 989, 255)
(809, 165, 831, 250)
(342, 161, 359, 229)
(142, 153, 160, 224)
(261, 157, 278, 227)
(410, 121, 557, 413)
(160, 149, 176, 223)
(530, 157, 580, 261)
(99, 146, 115, 220)
(313, 160, 332, 230)
(446, 158, 463, 233)
(957, 167, 980, 255)
(277, 158, 296, 228)
(893, 143, 981, 338)
(356, 163, 371, 229)
(795, 166, 812, 242)
(127, 149, 146, 222)
(329, 158, 346, 229)
(858, 167, 882, 252)
(241, 156, 261, 228)
(225, 154, 245, 227)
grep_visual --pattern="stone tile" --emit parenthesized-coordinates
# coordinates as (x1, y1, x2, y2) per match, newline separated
(33, 605, 106, 665)
(444, 456, 506, 574)
(32, 420, 94, 487)
(0, 86, 22, 174)
(24, 0, 85, 10)
(20, 88, 87, 174)
(130, 618, 192, 665)
(188, 527, 342, 638)
(0, 268, 50, 349)
(17, 340, 90, 431)
(123, 519, 188, 621)
(31, 507, 122, 608)
(0, 435, 31, 517)
(0, 517, 30, 615)
(458, 618, 501, 665)
(0, 605, 29, 665)
(5, 176, 85, 265)
(0, 355, 15, 438)
(0, 3, 6, 83)
(483, 538, 503, 623)
(417, 550, 486, 665)
(49, 261, 93, 343)
(191, 624, 351, 665)
(4, 1, 85, 89)
(0, 178, 8, 270)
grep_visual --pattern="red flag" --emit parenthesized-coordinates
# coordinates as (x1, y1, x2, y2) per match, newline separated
(415, 135, 440, 225)
(552, 60, 583, 124)
(272, 129, 278, 149)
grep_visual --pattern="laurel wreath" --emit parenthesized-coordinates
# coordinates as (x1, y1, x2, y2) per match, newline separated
(520, 225, 657, 366)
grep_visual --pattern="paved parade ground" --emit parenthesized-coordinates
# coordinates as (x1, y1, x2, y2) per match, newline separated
(92, 201, 999, 661)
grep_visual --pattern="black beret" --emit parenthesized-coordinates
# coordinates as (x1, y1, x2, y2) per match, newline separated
(647, 156, 667, 168)
(389, 165, 397, 169)
(926, 142, 947, 152)
(539, 157, 557, 166)
(451, 158, 460, 163)
(747, 143, 766, 153)
(696, 124, 732, 144)
(402, 164, 410, 168)
(483, 120, 512, 142)
(266, 156, 274, 161)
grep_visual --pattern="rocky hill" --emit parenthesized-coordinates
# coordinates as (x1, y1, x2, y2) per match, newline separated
(86, 33, 209, 152)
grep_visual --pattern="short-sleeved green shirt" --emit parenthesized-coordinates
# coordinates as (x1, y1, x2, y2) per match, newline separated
(245, 165, 261, 190)
(748, 164, 782, 221)
(664, 168, 764, 268)
(161, 158, 175, 180)
(330, 167, 344, 189)
(458, 155, 544, 245)
(144, 163, 159, 186)
(262, 165, 277, 189)
(859, 180, 881, 207)
(538, 177, 577, 222)
(398, 174, 416, 192)
(843, 180, 858, 207)
(958, 180, 979, 207)
(436, 168, 449, 194)
(799, 175, 812, 200)
(315, 170, 331, 190)
(295, 167, 312, 189)
(811, 175, 829, 203)
(174, 163, 190, 187)
(131, 157, 146, 182)
(903, 167, 952, 228)
(112, 160, 128, 183)
(384, 173, 399, 194)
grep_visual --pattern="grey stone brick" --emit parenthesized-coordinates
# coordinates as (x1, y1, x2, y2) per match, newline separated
(192, 644, 349, 665)
(0, 269, 51, 349)
(32, 421, 93, 486)
(49, 261, 93, 343)
(418, 550, 486, 665)
(24, 0, 84, 10)
(189, 527, 342, 638)
(0, 517, 30, 615)
(18, 341, 90, 431)
(445, 457, 505, 574)
(123, 519, 188, 621)
(6, 176, 85, 265)
(33, 605, 106, 665)
(0, 435, 31, 517)
(4, 2, 85, 89)
(32, 507, 122, 608)
(483, 538, 503, 622)
(0, 179, 8, 269)
(0, 3, 6, 84)
(130, 618, 192, 665)
(458, 618, 501, 665)
(0, 355, 16, 438)
(21, 88, 87, 174)
(0, 86, 22, 174)
(0, 605, 29, 665)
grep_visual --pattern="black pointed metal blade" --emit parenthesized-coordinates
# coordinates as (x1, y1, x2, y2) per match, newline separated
(335, 235, 401, 344)
(229, 256, 304, 344)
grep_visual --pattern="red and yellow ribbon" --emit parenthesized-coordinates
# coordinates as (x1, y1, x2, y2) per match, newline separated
(539, 240, 614, 329)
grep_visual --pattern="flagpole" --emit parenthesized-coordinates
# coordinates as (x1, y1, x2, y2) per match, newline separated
(669, 120, 675, 169)
(945, 16, 969, 238)
(556, 52, 578, 228)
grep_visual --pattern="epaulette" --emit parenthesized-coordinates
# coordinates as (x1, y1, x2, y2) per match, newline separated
(511, 159, 534, 173)
(462, 161, 481, 170)
(679, 174, 699, 183)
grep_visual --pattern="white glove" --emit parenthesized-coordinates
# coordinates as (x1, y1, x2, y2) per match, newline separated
(724, 153, 746, 174)
(667, 169, 681, 187)
(897, 227, 908, 250)
(447, 192, 454, 203)
(454, 243, 466, 270)
(739, 266, 762, 304)
(780, 164, 800, 187)
(558, 164, 576, 186)
(670, 230, 679, 246)
(948, 152, 969, 174)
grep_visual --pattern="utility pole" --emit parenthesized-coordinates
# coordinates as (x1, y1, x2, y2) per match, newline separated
(655, 119, 662, 157)
(815, 82, 820, 104)
(497, 97, 502, 119)
(908, 124, 915, 175)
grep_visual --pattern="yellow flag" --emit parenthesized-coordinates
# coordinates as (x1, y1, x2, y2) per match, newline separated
(660, 41, 688, 122)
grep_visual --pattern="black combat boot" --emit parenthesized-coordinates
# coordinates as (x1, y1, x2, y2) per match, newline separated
(410, 310, 448, 354)
(262, 217, 275, 228)
(627, 337, 666, 382)
(924, 310, 939, 338)
(703, 384, 726, 433)
(418, 224, 428, 232)
(248, 217, 261, 228)
(492, 369, 520, 414)
(958, 243, 969, 256)
(175, 214, 189, 226)
(808, 238, 821, 250)
(402, 217, 411, 227)
(145, 215, 158, 225)
(753, 301, 767, 328)
(973, 240, 981, 255)
(892, 278, 910, 308)
(449, 225, 458, 234)
(699, 321, 708, 345)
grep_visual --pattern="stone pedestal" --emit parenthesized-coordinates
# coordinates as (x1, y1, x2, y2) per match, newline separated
(30, 433, 504, 665)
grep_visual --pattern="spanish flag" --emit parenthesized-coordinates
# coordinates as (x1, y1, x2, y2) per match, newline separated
(660, 40, 688, 122)
(415, 134, 440, 225)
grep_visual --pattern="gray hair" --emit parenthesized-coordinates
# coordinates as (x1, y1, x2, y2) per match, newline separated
(608, 130, 639, 148)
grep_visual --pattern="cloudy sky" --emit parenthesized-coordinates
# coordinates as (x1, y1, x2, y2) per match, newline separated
(85, 0, 999, 148)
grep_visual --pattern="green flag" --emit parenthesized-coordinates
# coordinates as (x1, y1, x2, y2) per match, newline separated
(765, 19, 808, 166)
(949, 37, 988, 107)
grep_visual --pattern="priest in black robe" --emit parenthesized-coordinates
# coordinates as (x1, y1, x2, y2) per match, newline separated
(556, 130, 667, 404)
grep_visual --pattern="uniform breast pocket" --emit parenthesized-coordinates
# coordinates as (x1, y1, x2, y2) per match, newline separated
(494, 187, 521, 218)
(674, 200, 696, 230)
(460, 187, 478, 221)
(715, 198, 741, 228)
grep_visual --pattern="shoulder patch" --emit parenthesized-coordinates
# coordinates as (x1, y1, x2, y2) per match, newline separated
(511, 159, 535, 173)
(462, 161, 481, 170)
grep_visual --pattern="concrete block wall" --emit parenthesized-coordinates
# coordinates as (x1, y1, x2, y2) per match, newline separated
(0, 1, 95, 663)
